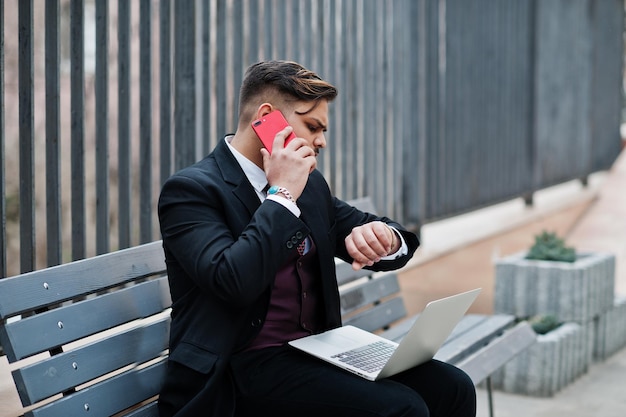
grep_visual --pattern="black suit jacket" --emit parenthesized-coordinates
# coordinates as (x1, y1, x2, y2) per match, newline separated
(157, 139, 419, 417)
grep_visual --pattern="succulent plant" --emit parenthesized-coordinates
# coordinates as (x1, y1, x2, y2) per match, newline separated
(525, 231, 576, 263)
(527, 314, 561, 335)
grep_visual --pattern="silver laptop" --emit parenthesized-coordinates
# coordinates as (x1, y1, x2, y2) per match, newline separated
(288, 288, 481, 381)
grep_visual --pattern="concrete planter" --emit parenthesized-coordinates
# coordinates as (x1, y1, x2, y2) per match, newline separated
(494, 251, 615, 323)
(493, 322, 592, 397)
(594, 296, 626, 361)
(491, 251, 618, 396)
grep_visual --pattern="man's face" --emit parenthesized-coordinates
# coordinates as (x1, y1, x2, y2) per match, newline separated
(285, 100, 329, 157)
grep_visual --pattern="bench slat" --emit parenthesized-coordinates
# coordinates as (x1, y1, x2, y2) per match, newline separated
(1, 277, 171, 362)
(435, 315, 515, 364)
(348, 197, 378, 214)
(26, 360, 166, 417)
(121, 402, 159, 417)
(334, 260, 373, 286)
(455, 322, 536, 384)
(340, 273, 400, 316)
(446, 314, 491, 339)
(13, 317, 170, 405)
(0, 241, 165, 318)
(343, 297, 407, 332)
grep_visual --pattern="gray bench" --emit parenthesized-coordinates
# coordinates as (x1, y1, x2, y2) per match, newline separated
(0, 199, 535, 417)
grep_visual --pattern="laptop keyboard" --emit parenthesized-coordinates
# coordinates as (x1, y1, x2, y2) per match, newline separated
(331, 340, 396, 374)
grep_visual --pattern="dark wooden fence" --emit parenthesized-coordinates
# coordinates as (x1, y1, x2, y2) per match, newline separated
(0, 0, 623, 277)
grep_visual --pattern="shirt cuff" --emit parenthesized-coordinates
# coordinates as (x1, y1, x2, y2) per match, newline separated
(266, 194, 301, 217)
(380, 226, 408, 260)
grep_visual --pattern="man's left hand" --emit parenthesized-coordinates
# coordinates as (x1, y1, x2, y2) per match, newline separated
(345, 221, 398, 270)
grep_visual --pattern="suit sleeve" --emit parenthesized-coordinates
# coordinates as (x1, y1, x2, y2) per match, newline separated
(330, 197, 420, 272)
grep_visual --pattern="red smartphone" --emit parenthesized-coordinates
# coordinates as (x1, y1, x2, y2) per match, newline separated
(251, 110, 297, 154)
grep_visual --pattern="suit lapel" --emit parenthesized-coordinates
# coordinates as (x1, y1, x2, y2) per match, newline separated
(213, 139, 261, 216)
(298, 181, 332, 267)
(299, 179, 343, 327)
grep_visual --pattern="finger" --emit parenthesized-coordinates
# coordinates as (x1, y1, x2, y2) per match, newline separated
(346, 229, 379, 266)
(272, 126, 294, 152)
(345, 235, 370, 268)
(372, 222, 394, 254)
(302, 153, 317, 172)
(293, 141, 315, 154)
(361, 224, 391, 258)
(260, 148, 271, 172)
(307, 156, 318, 174)
(351, 260, 365, 270)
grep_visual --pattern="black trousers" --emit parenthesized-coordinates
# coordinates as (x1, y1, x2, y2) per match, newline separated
(230, 345, 476, 417)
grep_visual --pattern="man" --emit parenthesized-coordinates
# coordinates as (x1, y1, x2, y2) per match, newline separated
(157, 60, 476, 417)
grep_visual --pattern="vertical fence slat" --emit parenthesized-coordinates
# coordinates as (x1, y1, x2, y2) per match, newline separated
(160, 0, 172, 185)
(200, 0, 211, 156)
(407, 0, 426, 230)
(590, 0, 624, 171)
(118, 0, 131, 249)
(379, 2, 390, 216)
(174, 0, 196, 170)
(288, 1, 300, 62)
(262, 0, 272, 58)
(329, 0, 342, 195)
(45, 0, 61, 266)
(525, 0, 539, 205)
(534, 0, 592, 187)
(244, 0, 259, 66)
(302, 1, 313, 68)
(339, 0, 351, 198)
(70, 0, 86, 261)
(319, 0, 333, 181)
(360, 1, 374, 200)
(139, 0, 152, 244)
(385, 0, 397, 220)
(0, 0, 6, 277)
(214, 0, 227, 144)
(338, 0, 352, 199)
(95, 0, 109, 254)
(354, 0, 364, 199)
(19, 0, 35, 273)
(273, 0, 287, 58)
(230, 0, 243, 131)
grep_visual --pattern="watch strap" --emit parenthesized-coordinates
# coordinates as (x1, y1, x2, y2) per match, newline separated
(267, 185, 295, 203)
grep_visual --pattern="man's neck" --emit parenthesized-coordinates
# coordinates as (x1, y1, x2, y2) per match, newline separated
(230, 129, 264, 168)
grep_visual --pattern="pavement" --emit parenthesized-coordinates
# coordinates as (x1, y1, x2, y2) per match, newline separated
(1, 145, 625, 416)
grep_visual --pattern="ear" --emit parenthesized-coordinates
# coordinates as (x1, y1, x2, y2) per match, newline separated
(255, 103, 274, 119)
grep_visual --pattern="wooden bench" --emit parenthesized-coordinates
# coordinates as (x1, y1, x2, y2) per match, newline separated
(0, 199, 535, 417)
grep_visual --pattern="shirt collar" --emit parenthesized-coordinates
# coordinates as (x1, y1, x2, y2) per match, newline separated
(224, 135, 268, 194)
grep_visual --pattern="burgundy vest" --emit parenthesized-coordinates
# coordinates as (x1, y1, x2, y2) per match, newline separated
(246, 241, 323, 350)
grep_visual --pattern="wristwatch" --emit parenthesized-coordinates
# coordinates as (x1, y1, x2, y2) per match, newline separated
(267, 185, 295, 203)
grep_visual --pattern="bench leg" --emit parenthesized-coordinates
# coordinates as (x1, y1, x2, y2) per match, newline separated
(486, 376, 494, 417)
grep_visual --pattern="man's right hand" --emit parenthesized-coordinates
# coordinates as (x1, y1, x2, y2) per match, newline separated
(261, 126, 316, 201)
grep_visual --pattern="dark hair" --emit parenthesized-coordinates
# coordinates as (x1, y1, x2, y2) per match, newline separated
(239, 60, 337, 119)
